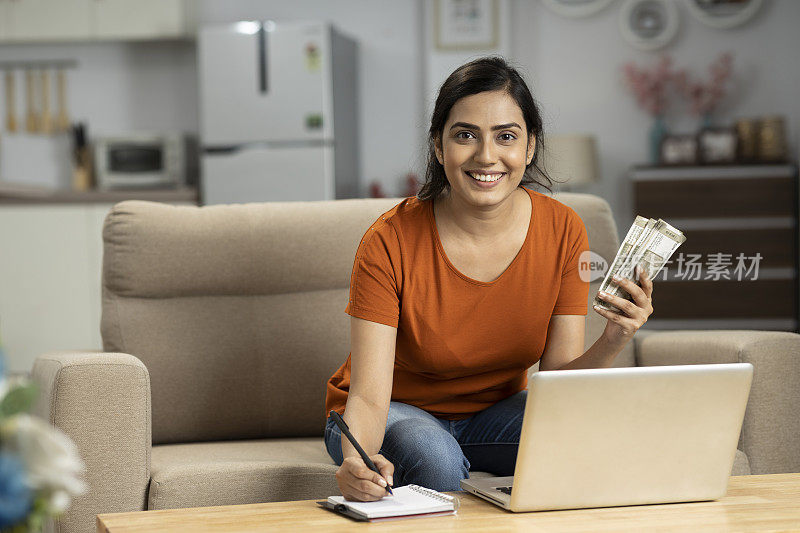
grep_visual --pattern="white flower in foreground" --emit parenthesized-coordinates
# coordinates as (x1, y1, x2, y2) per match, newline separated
(48, 490, 73, 514)
(0, 415, 87, 512)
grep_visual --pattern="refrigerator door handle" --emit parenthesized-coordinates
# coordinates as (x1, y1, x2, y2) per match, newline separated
(257, 23, 269, 94)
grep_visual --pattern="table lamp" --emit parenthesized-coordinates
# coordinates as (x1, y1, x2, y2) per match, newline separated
(540, 134, 599, 189)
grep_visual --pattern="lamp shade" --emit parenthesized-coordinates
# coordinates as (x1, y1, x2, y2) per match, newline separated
(540, 134, 599, 186)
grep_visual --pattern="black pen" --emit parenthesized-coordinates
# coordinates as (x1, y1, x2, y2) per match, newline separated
(329, 410, 393, 495)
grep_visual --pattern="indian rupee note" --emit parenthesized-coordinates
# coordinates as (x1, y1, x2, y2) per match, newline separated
(595, 218, 686, 313)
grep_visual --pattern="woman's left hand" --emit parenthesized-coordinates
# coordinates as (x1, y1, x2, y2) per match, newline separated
(593, 265, 654, 346)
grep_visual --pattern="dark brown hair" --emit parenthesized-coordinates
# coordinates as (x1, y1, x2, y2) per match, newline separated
(417, 56, 553, 202)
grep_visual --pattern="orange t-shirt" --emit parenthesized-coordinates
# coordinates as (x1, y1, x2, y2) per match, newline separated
(325, 186, 589, 420)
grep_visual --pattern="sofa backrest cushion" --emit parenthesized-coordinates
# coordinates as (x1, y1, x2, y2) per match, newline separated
(101, 193, 623, 444)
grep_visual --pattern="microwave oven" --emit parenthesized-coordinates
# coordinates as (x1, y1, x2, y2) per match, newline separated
(94, 133, 197, 189)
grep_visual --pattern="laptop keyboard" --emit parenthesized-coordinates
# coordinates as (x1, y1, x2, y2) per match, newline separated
(496, 486, 513, 495)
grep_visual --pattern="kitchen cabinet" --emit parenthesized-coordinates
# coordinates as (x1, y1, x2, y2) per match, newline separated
(0, 191, 196, 374)
(0, 0, 195, 43)
(0, 1, 12, 40)
(93, 0, 193, 40)
(632, 164, 799, 332)
(7, 0, 91, 41)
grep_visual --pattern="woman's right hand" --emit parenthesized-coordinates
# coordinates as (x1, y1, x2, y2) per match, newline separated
(335, 453, 395, 501)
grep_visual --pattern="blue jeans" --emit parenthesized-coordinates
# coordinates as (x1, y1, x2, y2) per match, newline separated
(324, 390, 526, 492)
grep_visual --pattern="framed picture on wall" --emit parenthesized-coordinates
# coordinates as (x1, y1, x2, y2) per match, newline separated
(435, 0, 499, 51)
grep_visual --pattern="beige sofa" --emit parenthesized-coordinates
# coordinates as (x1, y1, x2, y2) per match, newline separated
(32, 193, 800, 533)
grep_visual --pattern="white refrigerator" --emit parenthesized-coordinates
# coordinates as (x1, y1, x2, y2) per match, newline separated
(198, 21, 359, 204)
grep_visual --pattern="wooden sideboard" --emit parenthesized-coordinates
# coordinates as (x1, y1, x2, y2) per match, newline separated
(632, 164, 799, 332)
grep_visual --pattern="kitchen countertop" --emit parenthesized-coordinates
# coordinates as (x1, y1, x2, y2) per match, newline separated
(0, 185, 199, 205)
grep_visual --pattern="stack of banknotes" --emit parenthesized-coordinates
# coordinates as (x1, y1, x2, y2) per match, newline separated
(594, 216, 686, 313)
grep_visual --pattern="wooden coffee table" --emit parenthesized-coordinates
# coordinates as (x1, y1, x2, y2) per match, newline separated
(97, 473, 800, 532)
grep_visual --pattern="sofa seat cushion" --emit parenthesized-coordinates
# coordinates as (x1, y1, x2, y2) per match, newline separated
(148, 438, 340, 510)
(148, 439, 751, 510)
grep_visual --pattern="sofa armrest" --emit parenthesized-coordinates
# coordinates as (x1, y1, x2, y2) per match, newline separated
(32, 352, 151, 533)
(634, 330, 800, 475)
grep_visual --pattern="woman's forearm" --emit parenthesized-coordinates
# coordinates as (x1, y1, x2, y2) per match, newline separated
(556, 333, 626, 371)
(340, 395, 389, 460)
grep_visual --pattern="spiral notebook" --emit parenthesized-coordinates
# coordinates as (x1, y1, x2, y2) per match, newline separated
(322, 484, 459, 522)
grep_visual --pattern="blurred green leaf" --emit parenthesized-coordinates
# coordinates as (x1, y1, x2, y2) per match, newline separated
(0, 382, 38, 418)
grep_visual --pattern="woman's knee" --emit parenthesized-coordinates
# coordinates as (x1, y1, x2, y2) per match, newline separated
(382, 419, 469, 491)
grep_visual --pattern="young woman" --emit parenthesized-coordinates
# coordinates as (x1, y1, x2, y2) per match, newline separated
(324, 56, 654, 501)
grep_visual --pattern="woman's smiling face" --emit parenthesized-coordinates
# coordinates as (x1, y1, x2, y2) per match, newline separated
(435, 90, 535, 207)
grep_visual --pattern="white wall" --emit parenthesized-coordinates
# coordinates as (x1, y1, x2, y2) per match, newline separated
(510, 0, 800, 232)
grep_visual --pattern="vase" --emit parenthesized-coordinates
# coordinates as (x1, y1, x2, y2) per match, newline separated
(649, 116, 666, 165)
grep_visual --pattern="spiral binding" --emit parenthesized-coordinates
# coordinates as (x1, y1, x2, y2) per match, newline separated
(407, 484, 461, 510)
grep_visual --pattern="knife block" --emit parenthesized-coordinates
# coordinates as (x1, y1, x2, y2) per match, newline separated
(72, 146, 93, 191)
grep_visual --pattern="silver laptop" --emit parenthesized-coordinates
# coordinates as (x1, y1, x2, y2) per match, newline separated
(460, 363, 753, 512)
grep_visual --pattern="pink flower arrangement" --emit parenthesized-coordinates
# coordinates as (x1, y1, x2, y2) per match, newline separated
(623, 55, 682, 117)
(674, 53, 733, 118)
(623, 53, 735, 120)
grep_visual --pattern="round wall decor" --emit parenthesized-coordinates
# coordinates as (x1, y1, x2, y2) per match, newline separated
(685, 0, 763, 29)
(619, 0, 680, 51)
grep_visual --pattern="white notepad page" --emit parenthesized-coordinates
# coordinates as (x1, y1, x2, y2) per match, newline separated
(327, 484, 457, 519)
